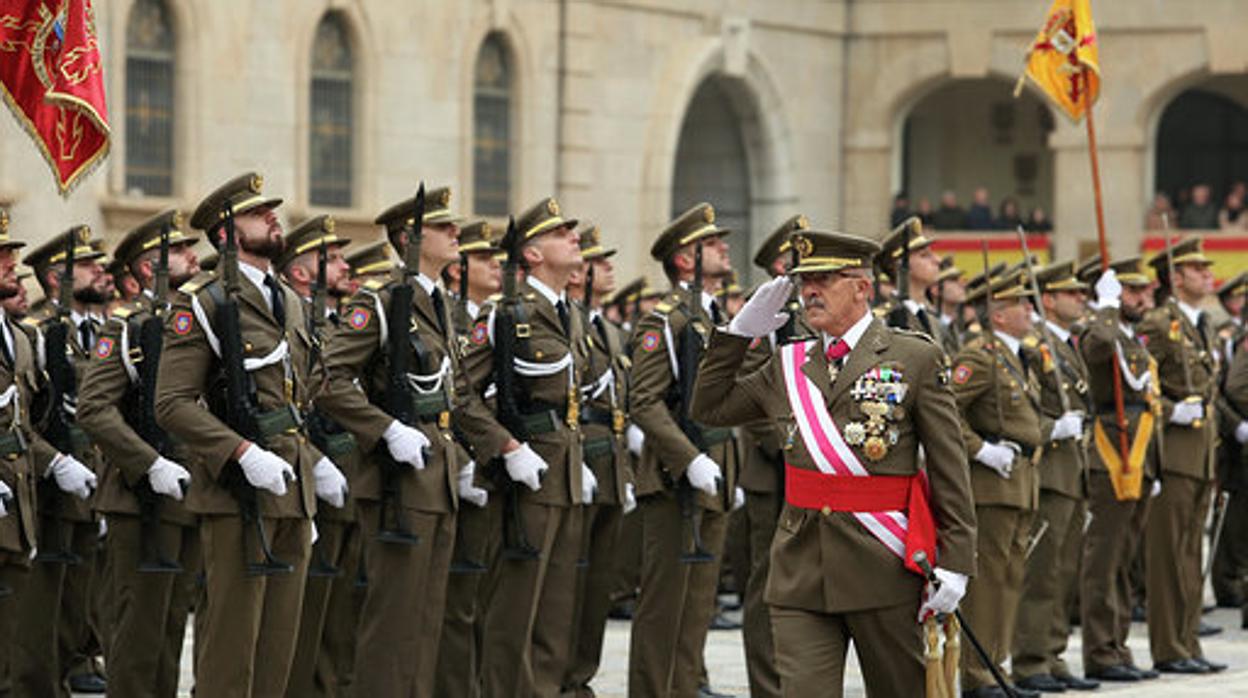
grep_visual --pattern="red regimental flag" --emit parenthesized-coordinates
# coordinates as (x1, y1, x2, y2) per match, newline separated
(0, 0, 109, 195)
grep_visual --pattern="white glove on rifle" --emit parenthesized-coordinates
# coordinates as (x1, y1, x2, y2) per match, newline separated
(918, 567, 968, 622)
(46, 453, 97, 500)
(237, 444, 295, 496)
(0, 480, 11, 518)
(147, 456, 191, 501)
(727, 276, 792, 338)
(457, 460, 489, 508)
(383, 420, 431, 470)
(1170, 401, 1204, 426)
(732, 486, 746, 511)
(504, 443, 548, 492)
(1094, 269, 1122, 309)
(622, 482, 637, 514)
(1151, 480, 1163, 498)
(1235, 421, 1248, 444)
(581, 464, 598, 504)
(313, 457, 349, 508)
(626, 424, 645, 457)
(1049, 411, 1084, 441)
(974, 442, 1015, 479)
(685, 454, 722, 497)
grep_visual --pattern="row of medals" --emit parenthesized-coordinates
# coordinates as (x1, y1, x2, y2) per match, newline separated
(842, 367, 907, 462)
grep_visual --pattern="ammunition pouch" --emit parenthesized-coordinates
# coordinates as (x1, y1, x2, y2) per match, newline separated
(0, 429, 27, 460)
(254, 406, 302, 441)
(412, 387, 452, 424)
(519, 402, 566, 436)
(583, 435, 615, 461)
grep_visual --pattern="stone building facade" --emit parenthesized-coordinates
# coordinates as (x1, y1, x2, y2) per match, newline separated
(0, 0, 1245, 284)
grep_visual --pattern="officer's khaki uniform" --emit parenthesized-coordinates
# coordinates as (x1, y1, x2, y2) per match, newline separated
(1137, 300, 1218, 664)
(1211, 313, 1248, 607)
(1012, 326, 1092, 682)
(691, 314, 976, 697)
(1219, 329, 1248, 626)
(78, 293, 200, 698)
(951, 331, 1045, 691)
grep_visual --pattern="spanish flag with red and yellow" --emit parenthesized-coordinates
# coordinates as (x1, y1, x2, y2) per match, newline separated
(1018, 0, 1100, 121)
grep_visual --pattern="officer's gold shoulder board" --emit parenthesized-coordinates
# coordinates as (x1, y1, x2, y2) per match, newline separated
(1022, 334, 1039, 349)
(362, 278, 386, 292)
(178, 271, 214, 295)
(889, 326, 937, 346)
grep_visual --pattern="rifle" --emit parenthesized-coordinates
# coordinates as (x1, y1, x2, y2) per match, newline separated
(454, 252, 470, 337)
(887, 217, 919, 329)
(776, 236, 805, 344)
(493, 217, 541, 560)
(34, 230, 84, 565)
(1015, 228, 1075, 421)
(375, 185, 427, 545)
(1161, 219, 1203, 429)
(305, 235, 343, 577)
(217, 203, 293, 576)
(672, 240, 714, 564)
(134, 220, 183, 573)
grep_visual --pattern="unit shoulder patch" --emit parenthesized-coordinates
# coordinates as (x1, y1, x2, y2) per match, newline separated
(952, 364, 973, 385)
(347, 307, 371, 330)
(171, 311, 193, 336)
(640, 330, 662, 353)
(94, 337, 114, 359)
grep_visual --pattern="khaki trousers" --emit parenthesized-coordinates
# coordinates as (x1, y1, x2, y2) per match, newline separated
(56, 521, 99, 698)
(1080, 472, 1151, 672)
(1012, 490, 1083, 679)
(354, 503, 454, 698)
(565, 502, 624, 694)
(435, 498, 502, 698)
(960, 504, 1032, 691)
(1146, 474, 1212, 663)
(196, 515, 311, 698)
(627, 493, 727, 698)
(13, 516, 68, 697)
(741, 491, 782, 698)
(1211, 485, 1248, 604)
(0, 552, 30, 697)
(286, 516, 362, 698)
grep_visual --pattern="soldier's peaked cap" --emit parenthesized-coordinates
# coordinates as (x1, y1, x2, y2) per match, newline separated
(0, 207, 24, 250)
(277, 215, 349, 270)
(577, 221, 615, 261)
(374, 186, 462, 235)
(347, 241, 396, 277)
(753, 214, 809, 271)
(26, 225, 104, 275)
(190, 172, 282, 231)
(114, 209, 199, 269)
(1219, 272, 1248, 300)
(459, 220, 501, 254)
(787, 230, 880, 275)
(516, 197, 577, 242)
(1149, 236, 1211, 271)
(1035, 259, 1087, 293)
(651, 203, 730, 263)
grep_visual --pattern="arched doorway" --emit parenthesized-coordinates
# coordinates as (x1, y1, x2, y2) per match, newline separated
(671, 76, 753, 277)
(900, 78, 1056, 229)
(1154, 77, 1248, 220)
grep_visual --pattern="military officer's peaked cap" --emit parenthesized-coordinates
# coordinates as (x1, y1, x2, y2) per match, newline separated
(1149, 236, 1211, 271)
(1218, 272, 1248, 300)
(277, 215, 349, 270)
(967, 269, 1029, 304)
(937, 255, 963, 282)
(577, 222, 615, 261)
(0, 208, 24, 250)
(650, 203, 729, 263)
(1075, 255, 1102, 284)
(787, 230, 880, 275)
(190, 172, 282, 232)
(459, 220, 500, 254)
(880, 216, 933, 262)
(347, 241, 396, 277)
(516, 197, 577, 242)
(966, 262, 1007, 294)
(1035, 260, 1087, 293)
(26, 225, 104, 276)
(608, 276, 645, 307)
(114, 209, 199, 269)
(753, 214, 809, 271)
(374, 186, 463, 236)
(1106, 257, 1151, 287)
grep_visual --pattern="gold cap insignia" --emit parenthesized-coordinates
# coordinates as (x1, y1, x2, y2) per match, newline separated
(325, 217, 336, 233)
(547, 199, 560, 216)
(171, 211, 185, 229)
(75, 226, 91, 244)
(439, 189, 451, 206)
(481, 222, 493, 240)
(250, 174, 263, 193)
(0, 210, 7, 234)
(796, 215, 809, 230)
(794, 235, 814, 258)
(703, 205, 715, 223)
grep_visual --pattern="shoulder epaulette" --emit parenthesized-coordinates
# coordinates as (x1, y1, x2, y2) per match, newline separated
(362, 278, 387, 292)
(1022, 334, 1040, 349)
(178, 271, 215, 295)
(110, 303, 137, 320)
(487, 293, 502, 303)
(890, 326, 937, 345)
(654, 301, 673, 315)
(18, 316, 40, 331)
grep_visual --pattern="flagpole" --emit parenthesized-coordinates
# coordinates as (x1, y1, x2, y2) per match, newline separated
(1082, 74, 1132, 474)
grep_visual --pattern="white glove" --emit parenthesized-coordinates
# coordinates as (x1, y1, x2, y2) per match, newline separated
(581, 463, 598, 504)
(46, 453, 97, 500)
(685, 454, 722, 497)
(1170, 401, 1204, 425)
(918, 567, 968, 622)
(1094, 269, 1122, 309)
(1236, 421, 1248, 444)
(457, 460, 489, 508)
(1151, 480, 1163, 498)
(626, 424, 645, 457)
(974, 442, 1015, 479)
(237, 444, 295, 496)
(622, 482, 637, 514)
(147, 456, 191, 501)
(0, 480, 11, 518)
(504, 443, 548, 491)
(383, 420, 431, 470)
(311, 520, 319, 544)
(313, 457, 349, 508)
(732, 486, 746, 511)
(1049, 411, 1084, 441)
(727, 276, 793, 338)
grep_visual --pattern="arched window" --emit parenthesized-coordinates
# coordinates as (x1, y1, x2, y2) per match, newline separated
(309, 14, 353, 207)
(473, 34, 512, 216)
(125, 0, 175, 196)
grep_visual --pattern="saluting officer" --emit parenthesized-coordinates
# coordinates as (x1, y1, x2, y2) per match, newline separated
(155, 172, 323, 697)
(77, 210, 202, 698)
(691, 230, 976, 696)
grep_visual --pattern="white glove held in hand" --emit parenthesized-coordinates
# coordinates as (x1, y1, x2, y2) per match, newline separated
(581, 463, 598, 504)
(457, 460, 489, 508)
(1170, 401, 1204, 425)
(1236, 421, 1248, 444)
(918, 567, 968, 622)
(975, 442, 1015, 479)
(147, 456, 191, 501)
(1050, 412, 1084, 441)
(626, 424, 645, 457)
(1151, 480, 1163, 498)
(383, 420, 431, 470)
(685, 454, 722, 497)
(622, 482, 637, 514)
(727, 276, 793, 338)
(1094, 269, 1122, 309)
(313, 457, 349, 508)
(0, 480, 11, 517)
(504, 443, 548, 491)
(47, 453, 97, 500)
(732, 486, 746, 511)
(237, 444, 295, 496)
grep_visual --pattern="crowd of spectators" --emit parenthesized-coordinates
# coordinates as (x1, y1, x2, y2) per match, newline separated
(890, 187, 1053, 232)
(1145, 181, 1248, 231)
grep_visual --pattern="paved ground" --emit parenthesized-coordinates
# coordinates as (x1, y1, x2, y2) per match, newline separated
(95, 603, 1248, 696)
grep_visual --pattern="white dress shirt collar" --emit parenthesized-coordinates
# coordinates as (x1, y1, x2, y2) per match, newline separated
(527, 275, 565, 307)
(993, 330, 1022, 356)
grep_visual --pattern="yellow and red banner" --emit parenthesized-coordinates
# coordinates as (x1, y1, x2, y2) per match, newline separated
(0, 0, 109, 195)
(1018, 0, 1100, 122)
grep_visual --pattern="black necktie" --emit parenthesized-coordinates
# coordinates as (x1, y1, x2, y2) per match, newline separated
(1018, 348, 1029, 374)
(431, 288, 447, 336)
(78, 319, 93, 351)
(592, 315, 610, 346)
(710, 300, 723, 325)
(0, 324, 13, 368)
(1196, 312, 1210, 349)
(556, 300, 570, 336)
(264, 275, 286, 328)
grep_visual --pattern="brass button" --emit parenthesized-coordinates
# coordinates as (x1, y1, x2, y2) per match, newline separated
(820, 505, 831, 516)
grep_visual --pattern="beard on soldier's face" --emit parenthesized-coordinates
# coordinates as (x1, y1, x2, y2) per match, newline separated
(240, 231, 285, 260)
(73, 286, 110, 304)
(0, 282, 18, 300)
